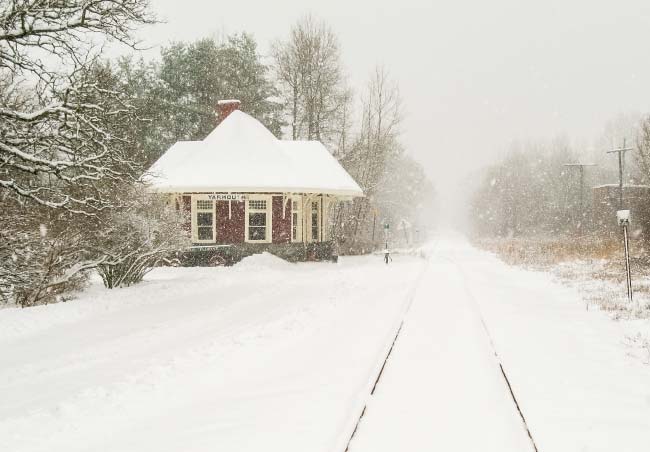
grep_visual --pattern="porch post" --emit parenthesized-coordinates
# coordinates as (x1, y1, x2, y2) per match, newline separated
(320, 195, 324, 243)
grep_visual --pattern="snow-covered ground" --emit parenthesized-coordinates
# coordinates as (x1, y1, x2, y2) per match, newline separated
(2, 239, 650, 452)
(347, 251, 534, 451)
(349, 239, 650, 451)
(0, 253, 425, 452)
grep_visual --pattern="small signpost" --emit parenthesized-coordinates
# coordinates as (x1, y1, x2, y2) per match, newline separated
(383, 222, 391, 264)
(616, 209, 633, 303)
(607, 140, 635, 305)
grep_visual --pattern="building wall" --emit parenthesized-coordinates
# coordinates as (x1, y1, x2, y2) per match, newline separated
(272, 196, 292, 244)
(216, 200, 245, 244)
(180, 193, 296, 245)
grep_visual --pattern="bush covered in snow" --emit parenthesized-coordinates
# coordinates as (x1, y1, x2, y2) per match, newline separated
(0, 205, 91, 307)
(1, 188, 189, 305)
(96, 190, 189, 289)
(0, 1, 161, 306)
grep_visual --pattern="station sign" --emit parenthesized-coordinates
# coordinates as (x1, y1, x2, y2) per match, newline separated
(195, 193, 248, 202)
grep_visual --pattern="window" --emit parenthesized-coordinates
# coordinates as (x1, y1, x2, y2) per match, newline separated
(193, 198, 215, 242)
(249, 200, 266, 210)
(197, 213, 213, 240)
(311, 201, 319, 241)
(292, 212, 298, 239)
(249, 212, 266, 241)
(291, 198, 302, 242)
(246, 197, 271, 243)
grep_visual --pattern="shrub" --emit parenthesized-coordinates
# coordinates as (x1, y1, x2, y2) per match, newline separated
(96, 189, 189, 288)
(0, 202, 93, 307)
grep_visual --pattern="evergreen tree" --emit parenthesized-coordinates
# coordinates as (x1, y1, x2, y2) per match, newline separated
(112, 33, 284, 167)
(156, 34, 283, 149)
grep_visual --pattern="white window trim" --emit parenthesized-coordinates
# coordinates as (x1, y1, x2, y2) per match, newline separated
(308, 197, 322, 243)
(291, 195, 303, 243)
(245, 194, 273, 244)
(191, 196, 216, 243)
(321, 196, 330, 242)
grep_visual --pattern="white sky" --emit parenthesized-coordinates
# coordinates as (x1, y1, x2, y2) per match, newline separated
(142, 0, 650, 207)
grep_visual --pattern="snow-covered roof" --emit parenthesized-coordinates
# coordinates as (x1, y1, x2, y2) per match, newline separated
(145, 110, 363, 197)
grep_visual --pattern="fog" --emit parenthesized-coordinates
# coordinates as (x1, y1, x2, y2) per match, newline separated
(145, 0, 650, 218)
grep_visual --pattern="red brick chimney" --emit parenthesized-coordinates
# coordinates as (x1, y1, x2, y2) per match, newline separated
(217, 99, 241, 124)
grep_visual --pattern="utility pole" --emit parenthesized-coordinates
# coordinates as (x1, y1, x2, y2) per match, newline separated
(563, 163, 596, 220)
(606, 138, 633, 209)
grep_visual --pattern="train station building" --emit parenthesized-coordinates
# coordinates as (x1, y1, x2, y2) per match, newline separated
(146, 100, 363, 263)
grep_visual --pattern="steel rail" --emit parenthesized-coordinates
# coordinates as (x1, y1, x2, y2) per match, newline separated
(448, 256, 540, 452)
(341, 239, 439, 452)
(342, 242, 540, 452)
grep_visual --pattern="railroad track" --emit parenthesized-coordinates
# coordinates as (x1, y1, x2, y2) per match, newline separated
(340, 240, 540, 452)
(449, 255, 540, 452)
(340, 239, 438, 452)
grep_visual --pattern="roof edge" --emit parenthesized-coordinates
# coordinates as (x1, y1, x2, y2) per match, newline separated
(147, 185, 364, 198)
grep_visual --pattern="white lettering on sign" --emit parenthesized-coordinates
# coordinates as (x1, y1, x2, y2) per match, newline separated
(195, 193, 248, 202)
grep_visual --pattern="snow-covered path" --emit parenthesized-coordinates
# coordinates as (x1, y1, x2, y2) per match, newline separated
(349, 238, 650, 452)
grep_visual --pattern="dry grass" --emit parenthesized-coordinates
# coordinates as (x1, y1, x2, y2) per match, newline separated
(474, 235, 650, 319)
(476, 236, 621, 267)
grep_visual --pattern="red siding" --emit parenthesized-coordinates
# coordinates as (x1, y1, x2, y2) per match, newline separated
(184, 195, 291, 245)
(182, 195, 191, 233)
(272, 196, 291, 244)
(216, 200, 245, 244)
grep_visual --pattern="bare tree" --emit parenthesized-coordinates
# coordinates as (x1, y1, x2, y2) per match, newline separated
(0, 1, 163, 306)
(272, 14, 348, 148)
(334, 67, 405, 249)
(469, 139, 579, 238)
(355, 66, 402, 195)
(332, 87, 354, 158)
(272, 35, 302, 140)
(0, 0, 155, 214)
(636, 115, 650, 184)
